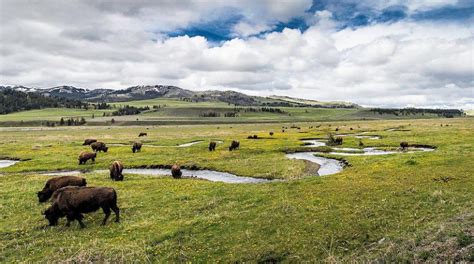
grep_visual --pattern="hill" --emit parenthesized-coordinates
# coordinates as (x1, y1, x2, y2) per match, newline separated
(1, 85, 357, 108)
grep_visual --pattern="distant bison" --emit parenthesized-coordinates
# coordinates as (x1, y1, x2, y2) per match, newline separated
(400, 141, 409, 150)
(43, 186, 119, 228)
(269, 132, 274, 136)
(209, 141, 216, 151)
(78, 151, 96, 165)
(37, 176, 87, 203)
(247, 135, 258, 139)
(110, 161, 124, 181)
(229, 140, 240, 151)
(138, 132, 147, 137)
(132, 142, 142, 153)
(335, 137, 343, 145)
(171, 164, 182, 179)
(91, 142, 108, 152)
(82, 139, 97, 145)
(282, 129, 285, 133)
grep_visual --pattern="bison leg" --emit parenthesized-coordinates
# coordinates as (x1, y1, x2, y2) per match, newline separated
(111, 204, 120, 223)
(66, 214, 74, 227)
(76, 214, 86, 228)
(101, 207, 111, 225)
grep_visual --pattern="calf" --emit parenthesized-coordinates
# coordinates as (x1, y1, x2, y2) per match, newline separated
(78, 151, 96, 165)
(91, 142, 108, 152)
(37, 176, 87, 202)
(110, 161, 124, 181)
(132, 142, 142, 153)
(43, 186, 119, 228)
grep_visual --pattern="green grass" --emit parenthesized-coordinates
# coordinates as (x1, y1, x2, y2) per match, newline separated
(0, 118, 473, 262)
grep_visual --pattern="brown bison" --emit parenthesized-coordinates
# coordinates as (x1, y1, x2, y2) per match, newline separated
(37, 176, 87, 203)
(269, 132, 274, 136)
(209, 141, 216, 151)
(91, 142, 108, 152)
(82, 139, 97, 145)
(400, 141, 409, 150)
(247, 135, 258, 139)
(132, 142, 142, 153)
(229, 140, 240, 151)
(138, 132, 147, 137)
(334, 137, 343, 145)
(78, 151, 96, 165)
(43, 186, 119, 228)
(171, 164, 182, 179)
(110, 161, 124, 181)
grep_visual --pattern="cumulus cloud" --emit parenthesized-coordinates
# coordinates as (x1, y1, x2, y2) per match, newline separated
(0, 0, 472, 108)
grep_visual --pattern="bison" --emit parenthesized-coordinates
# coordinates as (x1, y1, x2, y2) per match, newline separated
(209, 141, 216, 151)
(37, 176, 87, 203)
(110, 161, 124, 181)
(43, 186, 120, 228)
(91, 142, 108, 152)
(78, 151, 96, 165)
(229, 140, 240, 151)
(269, 132, 274, 136)
(82, 139, 97, 145)
(400, 141, 409, 150)
(334, 137, 343, 145)
(138, 132, 147, 137)
(132, 142, 142, 153)
(171, 164, 182, 179)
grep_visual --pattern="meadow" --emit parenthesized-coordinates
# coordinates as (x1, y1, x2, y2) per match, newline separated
(0, 117, 473, 262)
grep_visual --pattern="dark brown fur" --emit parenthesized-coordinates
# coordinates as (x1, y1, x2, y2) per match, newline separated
(37, 176, 87, 203)
(171, 164, 182, 179)
(138, 132, 147, 137)
(82, 139, 97, 145)
(209, 141, 216, 151)
(91, 142, 108, 152)
(229, 140, 240, 151)
(110, 161, 124, 181)
(269, 132, 274, 136)
(400, 141, 409, 150)
(78, 151, 97, 165)
(132, 142, 142, 153)
(44, 186, 119, 228)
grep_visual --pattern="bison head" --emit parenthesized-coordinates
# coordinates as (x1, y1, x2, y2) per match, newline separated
(37, 190, 51, 203)
(103, 147, 109, 153)
(43, 205, 60, 226)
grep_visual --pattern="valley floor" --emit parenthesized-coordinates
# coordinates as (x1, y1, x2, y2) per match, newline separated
(0, 118, 473, 262)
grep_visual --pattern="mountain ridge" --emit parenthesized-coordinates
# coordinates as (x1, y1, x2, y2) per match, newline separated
(0, 85, 359, 108)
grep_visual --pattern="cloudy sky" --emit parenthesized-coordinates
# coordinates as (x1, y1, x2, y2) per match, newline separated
(0, 0, 473, 108)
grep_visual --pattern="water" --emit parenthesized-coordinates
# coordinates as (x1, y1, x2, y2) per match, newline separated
(302, 139, 327, 147)
(0, 160, 19, 168)
(327, 147, 434, 156)
(285, 153, 344, 176)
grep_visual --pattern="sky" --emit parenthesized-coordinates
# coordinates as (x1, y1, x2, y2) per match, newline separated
(0, 0, 473, 108)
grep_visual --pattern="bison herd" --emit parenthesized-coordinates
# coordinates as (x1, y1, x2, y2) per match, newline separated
(37, 129, 412, 228)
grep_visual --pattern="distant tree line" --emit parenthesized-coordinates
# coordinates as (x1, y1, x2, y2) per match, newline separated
(369, 108, 465, 118)
(0, 89, 89, 114)
(110, 105, 150, 116)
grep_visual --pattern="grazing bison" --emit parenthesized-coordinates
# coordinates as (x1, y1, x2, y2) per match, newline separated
(132, 142, 142, 153)
(171, 164, 182, 179)
(82, 139, 97, 145)
(110, 161, 124, 181)
(91, 142, 108, 152)
(78, 151, 96, 165)
(209, 141, 216, 151)
(138, 132, 147, 137)
(43, 186, 119, 228)
(400, 141, 409, 150)
(335, 137, 343, 145)
(282, 129, 285, 133)
(247, 135, 258, 139)
(229, 140, 240, 151)
(269, 132, 274, 136)
(37, 176, 87, 203)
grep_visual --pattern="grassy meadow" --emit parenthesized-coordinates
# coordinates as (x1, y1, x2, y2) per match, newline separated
(0, 117, 473, 262)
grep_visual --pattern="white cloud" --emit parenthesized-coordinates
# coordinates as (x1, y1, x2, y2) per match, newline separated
(0, 1, 472, 108)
